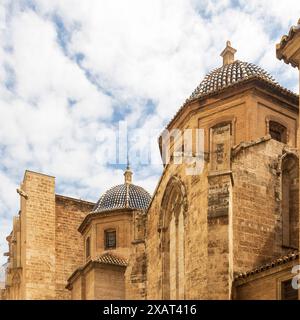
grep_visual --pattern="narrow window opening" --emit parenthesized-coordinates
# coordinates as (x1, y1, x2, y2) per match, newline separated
(86, 237, 91, 259)
(269, 121, 287, 143)
(281, 279, 298, 300)
(105, 230, 116, 249)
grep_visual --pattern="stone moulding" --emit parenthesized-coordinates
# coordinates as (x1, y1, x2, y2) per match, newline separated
(231, 135, 272, 158)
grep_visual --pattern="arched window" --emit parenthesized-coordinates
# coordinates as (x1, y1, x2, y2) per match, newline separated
(269, 121, 287, 143)
(281, 154, 299, 248)
(85, 237, 91, 259)
(159, 177, 187, 299)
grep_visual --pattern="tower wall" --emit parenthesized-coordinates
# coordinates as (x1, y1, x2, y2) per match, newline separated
(125, 211, 148, 299)
(21, 171, 56, 299)
(8, 171, 93, 300)
(232, 139, 296, 273)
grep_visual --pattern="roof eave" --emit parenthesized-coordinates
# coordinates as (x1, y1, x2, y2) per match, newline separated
(78, 207, 139, 234)
(276, 19, 300, 68)
(164, 76, 298, 133)
(234, 252, 299, 284)
(66, 256, 127, 290)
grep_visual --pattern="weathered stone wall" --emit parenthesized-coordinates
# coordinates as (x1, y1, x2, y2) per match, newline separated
(207, 168, 234, 300)
(85, 268, 94, 300)
(235, 275, 277, 300)
(232, 139, 295, 273)
(94, 265, 125, 300)
(70, 276, 82, 300)
(0, 288, 5, 300)
(125, 242, 147, 299)
(69, 262, 126, 300)
(4, 217, 22, 299)
(55, 195, 94, 299)
(207, 216, 231, 299)
(146, 164, 209, 299)
(21, 171, 56, 300)
(125, 211, 147, 299)
(145, 165, 235, 300)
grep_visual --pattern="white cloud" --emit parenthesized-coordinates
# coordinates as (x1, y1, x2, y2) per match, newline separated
(238, 0, 300, 30)
(0, 0, 299, 266)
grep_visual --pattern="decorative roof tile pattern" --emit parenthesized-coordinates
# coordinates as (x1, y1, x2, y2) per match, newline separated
(188, 60, 278, 100)
(66, 253, 128, 285)
(234, 252, 299, 281)
(92, 183, 151, 213)
(165, 60, 297, 130)
(94, 252, 128, 267)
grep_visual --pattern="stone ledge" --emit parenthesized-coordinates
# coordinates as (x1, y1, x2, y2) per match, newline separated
(231, 135, 272, 158)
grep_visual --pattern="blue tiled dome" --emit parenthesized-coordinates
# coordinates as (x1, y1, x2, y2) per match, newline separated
(92, 183, 151, 213)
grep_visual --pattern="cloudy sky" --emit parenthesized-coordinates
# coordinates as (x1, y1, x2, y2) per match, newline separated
(0, 0, 299, 268)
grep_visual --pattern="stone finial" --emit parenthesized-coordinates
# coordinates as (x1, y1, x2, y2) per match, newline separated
(124, 165, 132, 184)
(220, 40, 237, 66)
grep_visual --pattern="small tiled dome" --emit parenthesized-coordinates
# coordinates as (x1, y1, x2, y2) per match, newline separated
(189, 60, 278, 100)
(92, 168, 151, 213)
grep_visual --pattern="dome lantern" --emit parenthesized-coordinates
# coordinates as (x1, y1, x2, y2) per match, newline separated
(124, 165, 132, 184)
(220, 40, 237, 66)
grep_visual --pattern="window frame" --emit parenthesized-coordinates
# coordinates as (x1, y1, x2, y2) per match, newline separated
(104, 229, 117, 250)
(268, 120, 288, 144)
(277, 272, 299, 300)
(279, 278, 298, 300)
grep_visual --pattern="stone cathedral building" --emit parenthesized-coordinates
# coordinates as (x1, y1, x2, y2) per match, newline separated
(2, 19, 300, 300)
